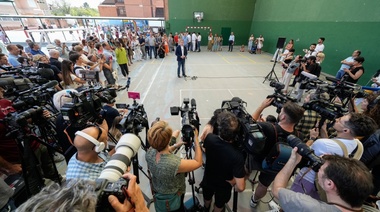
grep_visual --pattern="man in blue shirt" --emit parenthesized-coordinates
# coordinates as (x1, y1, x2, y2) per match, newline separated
(5, 44, 21, 67)
(335, 50, 361, 80)
(30, 42, 46, 56)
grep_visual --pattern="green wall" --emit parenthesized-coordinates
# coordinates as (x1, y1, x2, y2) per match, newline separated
(167, 0, 256, 46)
(250, 0, 380, 85)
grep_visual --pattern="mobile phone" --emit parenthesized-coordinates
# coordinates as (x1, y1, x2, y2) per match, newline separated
(116, 103, 128, 109)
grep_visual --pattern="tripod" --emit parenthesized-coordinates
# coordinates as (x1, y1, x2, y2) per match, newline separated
(184, 144, 203, 212)
(263, 48, 280, 83)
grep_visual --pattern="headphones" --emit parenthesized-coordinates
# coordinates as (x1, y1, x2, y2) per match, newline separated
(75, 126, 105, 153)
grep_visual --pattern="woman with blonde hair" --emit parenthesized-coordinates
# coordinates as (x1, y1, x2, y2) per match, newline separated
(316, 52, 325, 64)
(145, 121, 202, 212)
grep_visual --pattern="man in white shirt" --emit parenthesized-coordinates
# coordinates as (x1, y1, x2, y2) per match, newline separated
(228, 32, 235, 52)
(315, 37, 325, 53)
(197, 33, 202, 52)
(191, 32, 197, 52)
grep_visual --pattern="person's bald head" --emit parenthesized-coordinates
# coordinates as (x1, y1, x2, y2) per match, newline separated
(74, 122, 108, 152)
(49, 49, 60, 59)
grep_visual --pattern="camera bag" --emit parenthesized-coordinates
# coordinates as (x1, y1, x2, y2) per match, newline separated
(261, 124, 299, 173)
(154, 192, 181, 211)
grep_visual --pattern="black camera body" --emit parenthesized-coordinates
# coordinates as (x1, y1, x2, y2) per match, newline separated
(287, 135, 324, 172)
(60, 86, 116, 127)
(303, 99, 347, 121)
(170, 98, 200, 148)
(221, 97, 266, 155)
(117, 102, 148, 136)
(267, 81, 296, 113)
(95, 177, 129, 211)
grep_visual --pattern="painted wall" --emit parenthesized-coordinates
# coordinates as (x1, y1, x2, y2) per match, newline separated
(250, 0, 380, 85)
(167, 0, 256, 46)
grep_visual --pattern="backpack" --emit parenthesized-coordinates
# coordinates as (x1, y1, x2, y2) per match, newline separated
(261, 124, 300, 173)
(360, 130, 380, 169)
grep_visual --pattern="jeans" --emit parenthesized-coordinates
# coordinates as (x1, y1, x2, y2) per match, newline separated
(149, 46, 155, 59)
(228, 41, 234, 51)
(197, 41, 201, 51)
(335, 69, 345, 79)
(177, 60, 186, 77)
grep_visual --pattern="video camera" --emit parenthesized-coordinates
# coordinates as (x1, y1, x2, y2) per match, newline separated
(221, 97, 266, 155)
(95, 134, 141, 211)
(116, 92, 149, 140)
(267, 81, 297, 113)
(170, 98, 200, 149)
(287, 134, 324, 172)
(60, 86, 116, 127)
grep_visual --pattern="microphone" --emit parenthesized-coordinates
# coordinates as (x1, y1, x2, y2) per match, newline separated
(191, 98, 196, 109)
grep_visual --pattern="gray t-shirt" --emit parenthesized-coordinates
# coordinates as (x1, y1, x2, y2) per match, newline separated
(145, 148, 186, 194)
(279, 189, 341, 212)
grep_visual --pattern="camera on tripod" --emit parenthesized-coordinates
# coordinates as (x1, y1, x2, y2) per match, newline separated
(116, 92, 149, 137)
(267, 81, 297, 113)
(221, 97, 266, 155)
(60, 86, 116, 127)
(95, 133, 141, 211)
(170, 98, 200, 148)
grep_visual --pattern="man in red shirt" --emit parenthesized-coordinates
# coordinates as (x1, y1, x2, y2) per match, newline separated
(174, 32, 179, 47)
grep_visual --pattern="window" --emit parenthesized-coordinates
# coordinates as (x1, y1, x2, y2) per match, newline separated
(155, 8, 164, 17)
(117, 7, 126, 16)
(116, 0, 124, 3)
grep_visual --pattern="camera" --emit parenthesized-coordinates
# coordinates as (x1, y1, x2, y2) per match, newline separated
(116, 92, 149, 139)
(60, 86, 116, 127)
(95, 133, 141, 211)
(170, 98, 200, 149)
(267, 81, 297, 113)
(287, 135, 324, 172)
(221, 97, 266, 155)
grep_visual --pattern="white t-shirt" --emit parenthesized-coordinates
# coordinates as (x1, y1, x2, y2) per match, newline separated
(315, 43, 325, 52)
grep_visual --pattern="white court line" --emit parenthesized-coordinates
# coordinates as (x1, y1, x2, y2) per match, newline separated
(140, 58, 165, 104)
(180, 88, 273, 91)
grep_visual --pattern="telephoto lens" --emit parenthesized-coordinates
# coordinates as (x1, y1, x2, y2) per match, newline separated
(98, 133, 141, 182)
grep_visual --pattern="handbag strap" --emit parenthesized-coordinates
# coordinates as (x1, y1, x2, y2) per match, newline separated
(331, 139, 363, 159)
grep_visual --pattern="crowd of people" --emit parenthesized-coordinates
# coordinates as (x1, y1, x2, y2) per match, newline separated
(2, 28, 380, 212)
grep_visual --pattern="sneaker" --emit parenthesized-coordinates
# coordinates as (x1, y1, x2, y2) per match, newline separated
(53, 153, 65, 162)
(270, 59, 274, 62)
(268, 200, 281, 212)
(250, 195, 259, 208)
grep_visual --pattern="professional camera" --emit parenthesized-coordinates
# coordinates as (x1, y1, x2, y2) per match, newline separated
(60, 86, 116, 127)
(303, 99, 347, 121)
(170, 98, 200, 148)
(287, 135, 324, 172)
(96, 133, 141, 211)
(117, 92, 149, 137)
(221, 97, 266, 155)
(267, 81, 297, 113)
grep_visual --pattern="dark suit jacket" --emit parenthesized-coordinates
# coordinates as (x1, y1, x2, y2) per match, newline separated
(175, 45, 187, 61)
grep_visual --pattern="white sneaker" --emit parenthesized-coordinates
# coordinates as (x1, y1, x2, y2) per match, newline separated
(268, 200, 281, 212)
(250, 192, 259, 208)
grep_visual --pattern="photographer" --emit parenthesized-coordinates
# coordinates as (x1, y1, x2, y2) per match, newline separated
(295, 56, 321, 102)
(290, 113, 377, 200)
(201, 111, 246, 212)
(17, 173, 149, 212)
(273, 148, 373, 212)
(66, 120, 114, 181)
(250, 99, 305, 208)
(145, 120, 202, 212)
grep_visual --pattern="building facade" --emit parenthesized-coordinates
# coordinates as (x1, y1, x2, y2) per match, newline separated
(98, 0, 165, 18)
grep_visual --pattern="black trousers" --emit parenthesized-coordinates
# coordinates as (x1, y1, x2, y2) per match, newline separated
(119, 63, 129, 76)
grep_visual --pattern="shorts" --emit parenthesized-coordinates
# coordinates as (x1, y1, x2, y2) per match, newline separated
(202, 183, 232, 208)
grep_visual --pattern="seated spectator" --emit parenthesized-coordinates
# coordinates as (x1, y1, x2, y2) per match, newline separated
(0, 53, 11, 70)
(5, 44, 21, 67)
(49, 49, 62, 72)
(29, 42, 46, 55)
(342, 56, 365, 84)
(273, 149, 373, 212)
(335, 50, 361, 80)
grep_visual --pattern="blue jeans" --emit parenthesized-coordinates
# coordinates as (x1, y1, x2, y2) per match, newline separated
(197, 41, 201, 51)
(335, 69, 345, 79)
(149, 46, 155, 59)
(177, 60, 185, 77)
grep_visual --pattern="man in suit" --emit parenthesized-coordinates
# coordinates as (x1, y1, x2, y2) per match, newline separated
(175, 39, 187, 78)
